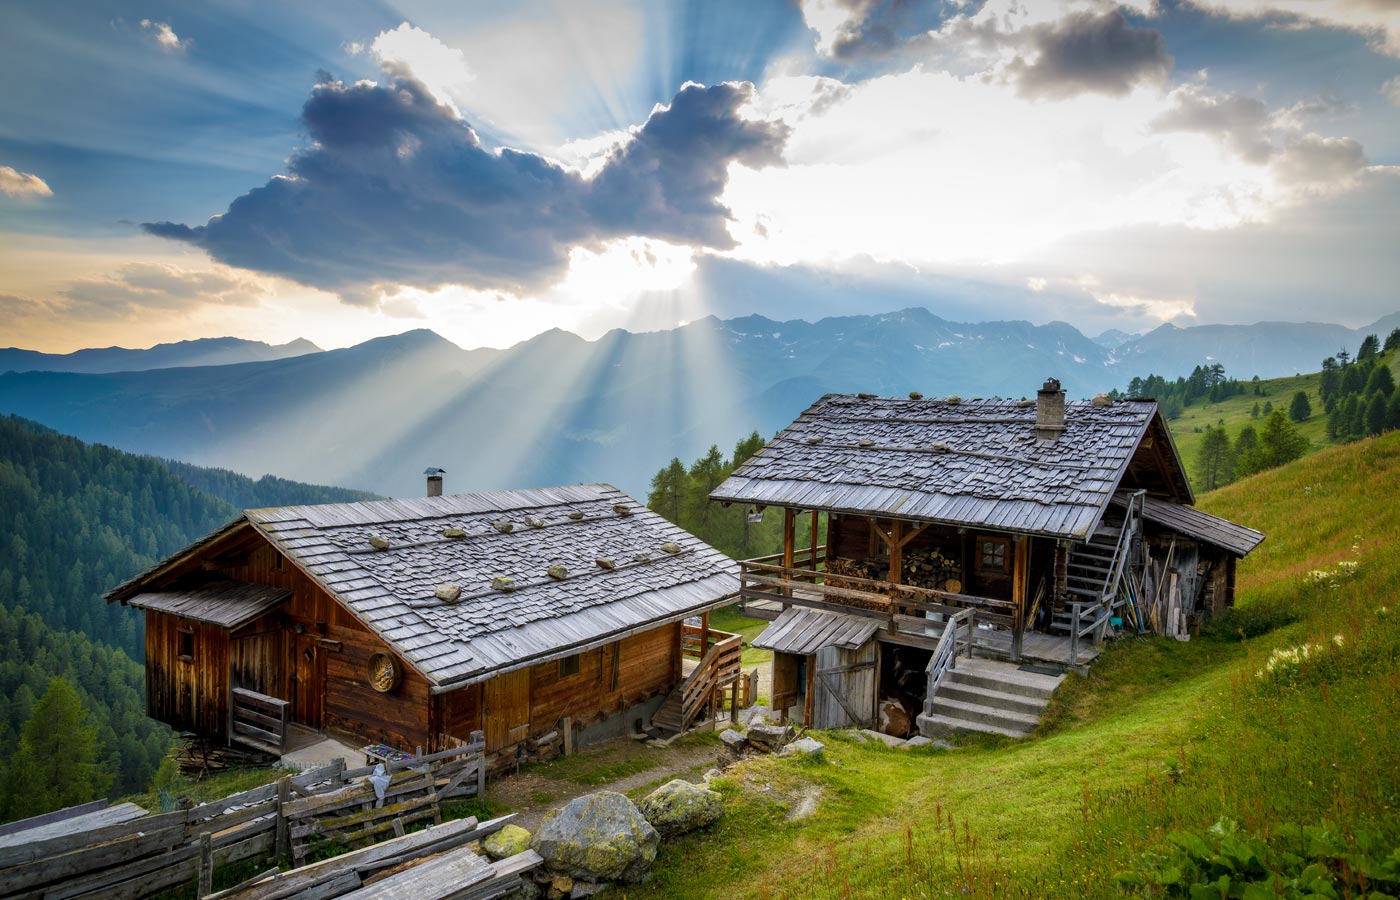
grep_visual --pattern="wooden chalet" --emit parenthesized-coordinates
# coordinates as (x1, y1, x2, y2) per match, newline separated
(709, 380, 1264, 738)
(106, 483, 743, 766)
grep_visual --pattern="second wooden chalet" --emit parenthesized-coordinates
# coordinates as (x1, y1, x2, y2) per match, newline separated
(106, 482, 742, 766)
(709, 380, 1264, 738)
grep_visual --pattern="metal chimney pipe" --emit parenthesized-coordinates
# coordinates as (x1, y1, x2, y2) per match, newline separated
(1034, 378, 1066, 441)
(424, 467, 445, 497)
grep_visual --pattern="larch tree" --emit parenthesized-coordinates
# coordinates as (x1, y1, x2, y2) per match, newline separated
(1289, 391, 1312, 422)
(1195, 426, 1234, 492)
(2, 677, 112, 821)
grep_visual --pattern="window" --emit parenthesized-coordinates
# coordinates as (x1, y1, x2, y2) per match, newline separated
(558, 654, 581, 678)
(976, 537, 1010, 575)
(177, 627, 195, 661)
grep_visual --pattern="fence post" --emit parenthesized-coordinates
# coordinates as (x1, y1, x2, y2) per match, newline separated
(1070, 605, 1080, 664)
(198, 832, 213, 898)
(470, 730, 486, 799)
(275, 775, 291, 864)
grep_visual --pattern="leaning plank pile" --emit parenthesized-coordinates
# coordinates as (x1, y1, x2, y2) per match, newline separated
(0, 740, 486, 900)
(209, 815, 540, 900)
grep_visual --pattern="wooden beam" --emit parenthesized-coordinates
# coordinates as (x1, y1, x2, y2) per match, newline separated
(783, 508, 796, 568)
(803, 657, 815, 727)
(888, 519, 904, 584)
(809, 510, 820, 571)
(1011, 536, 1029, 662)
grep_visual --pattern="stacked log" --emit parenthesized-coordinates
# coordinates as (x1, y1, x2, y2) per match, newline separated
(825, 549, 963, 596)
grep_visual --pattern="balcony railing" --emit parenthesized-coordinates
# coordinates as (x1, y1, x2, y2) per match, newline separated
(738, 557, 1016, 647)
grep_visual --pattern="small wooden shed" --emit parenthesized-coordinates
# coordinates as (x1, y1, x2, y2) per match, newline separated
(107, 484, 741, 766)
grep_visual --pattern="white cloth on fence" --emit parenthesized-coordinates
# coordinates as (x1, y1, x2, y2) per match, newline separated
(368, 762, 391, 806)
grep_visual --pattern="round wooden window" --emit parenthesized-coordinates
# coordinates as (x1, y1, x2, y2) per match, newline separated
(367, 652, 401, 693)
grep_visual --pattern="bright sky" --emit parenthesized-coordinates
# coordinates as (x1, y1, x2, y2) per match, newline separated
(1, 0, 1398, 353)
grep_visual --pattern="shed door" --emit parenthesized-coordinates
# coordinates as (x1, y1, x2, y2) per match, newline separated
(291, 632, 323, 728)
(771, 652, 801, 718)
(483, 668, 531, 753)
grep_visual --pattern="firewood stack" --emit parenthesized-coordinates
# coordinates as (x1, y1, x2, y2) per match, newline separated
(826, 549, 963, 597)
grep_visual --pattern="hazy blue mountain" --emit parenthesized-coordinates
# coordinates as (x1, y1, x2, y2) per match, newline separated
(0, 336, 322, 374)
(0, 308, 1394, 499)
(1092, 329, 1137, 349)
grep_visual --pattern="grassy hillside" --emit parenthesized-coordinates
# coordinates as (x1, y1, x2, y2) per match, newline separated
(1166, 348, 1400, 476)
(618, 432, 1400, 899)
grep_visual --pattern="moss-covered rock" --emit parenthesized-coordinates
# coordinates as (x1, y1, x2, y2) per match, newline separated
(639, 779, 724, 838)
(531, 791, 658, 883)
(483, 823, 532, 860)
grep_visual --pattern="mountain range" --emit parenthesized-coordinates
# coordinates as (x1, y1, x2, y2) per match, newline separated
(0, 308, 1394, 499)
(0, 336, 321, 374)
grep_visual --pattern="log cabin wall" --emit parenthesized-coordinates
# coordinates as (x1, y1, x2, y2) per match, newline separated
(144, 610, 229, 738)
(218, 537, 432, 749)
(432, 621, 683, 753)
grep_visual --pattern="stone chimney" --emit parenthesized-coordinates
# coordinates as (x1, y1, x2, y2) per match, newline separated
(1034, 378, 1066, 441)
(424, 467, 446, 497)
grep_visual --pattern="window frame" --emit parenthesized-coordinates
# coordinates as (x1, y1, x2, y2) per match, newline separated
(177, 626, 195, 662)
(558, 654, 581, 678)
(974, 536, 1011, 576)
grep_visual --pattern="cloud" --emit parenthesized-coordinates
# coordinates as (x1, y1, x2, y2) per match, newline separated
(56, 262, 267, 318)
(139, 19, 187, 52)
(1005, 9, 1174, 99)
(1152, 83, 1367, 190)
(801, 0, 946, 60)
(0, 165, 53, 198)
(1385, 75, 1400, 107)
(370, 22, 474, 116)
(143, 73, 789, 305)
(1152, 84, 1275, 163)
(1188, 0, 1400, 58)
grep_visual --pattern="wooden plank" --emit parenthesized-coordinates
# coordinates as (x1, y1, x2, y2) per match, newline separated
(0, 823, 186, 894)
(334, 846, 492, 900)
(0, 801, 111, 840)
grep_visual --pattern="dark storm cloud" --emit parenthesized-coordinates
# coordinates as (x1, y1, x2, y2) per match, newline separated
(1008, 9, 1173, 99)
(144, 74, 789, 304)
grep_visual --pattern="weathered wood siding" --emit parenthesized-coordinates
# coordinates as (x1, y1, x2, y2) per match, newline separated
(144, 610, 230, 737)
(812, 640, 877, 730)
(435, 622, 683, 753)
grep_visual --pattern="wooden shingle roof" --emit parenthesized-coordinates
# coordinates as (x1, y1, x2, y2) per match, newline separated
(711, 393, 1188, 541)
(240, 485, 738, 689)
(1130, 495, 1265, 558)
(127, 581, 291, 627)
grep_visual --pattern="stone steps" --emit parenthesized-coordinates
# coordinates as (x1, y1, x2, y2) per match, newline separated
(918, 658, 1065, 740)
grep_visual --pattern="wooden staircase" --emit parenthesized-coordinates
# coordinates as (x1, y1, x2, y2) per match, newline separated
(1052, 519, 1124, 634)
(652, 625, 743, 736)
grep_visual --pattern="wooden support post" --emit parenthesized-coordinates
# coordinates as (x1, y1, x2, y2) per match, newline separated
(730, 683, 740, 723)
(562, 716, 573, 756)
(888, 519, 904, 583)
(699, 611, 710, 659)
(198, 832, 213, 898)
(782, 509, 796, 601)
(275, 774, 291, 863)
(1011, 536, 1029, 662)
(809, 510, 819, 570)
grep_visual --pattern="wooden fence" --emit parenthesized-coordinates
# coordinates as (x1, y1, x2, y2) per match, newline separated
(228, 689, 290, 757)
(0, 736, 485, 900)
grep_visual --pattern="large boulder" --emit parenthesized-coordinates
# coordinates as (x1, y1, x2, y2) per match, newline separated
(639, 779, 724, 838)
(483, 823, 532, 860)
(778, 736, 825, 760)
(531, 791, 659, 884)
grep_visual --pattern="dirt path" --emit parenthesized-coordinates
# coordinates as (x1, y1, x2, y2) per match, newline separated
(489, 735, 727, 831)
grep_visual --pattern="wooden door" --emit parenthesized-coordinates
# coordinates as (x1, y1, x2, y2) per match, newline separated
(483, 668, 531, 753)
(291, 632, 323, 728)
(771, 652, 800, 719)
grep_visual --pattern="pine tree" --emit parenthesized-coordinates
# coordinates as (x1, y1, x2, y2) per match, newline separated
(1387, 391, 1400, 431)
(1385, 328, 1400, 354)
(1366, 394, 1388, 436)
(1234, 425, 1262, 477)
(1357, 334, 1380, 362)
(1257, 410, 1309, 469)
(2, 677, 113, 820)
(1195, 426, 1233, 492)
(1262, 400, 1273, 416)
(1250, 401, 1261, 418)
(1365, 365, 1394, 398)
(646, 458, 687, 524)
(1288, 391, 1311, 422)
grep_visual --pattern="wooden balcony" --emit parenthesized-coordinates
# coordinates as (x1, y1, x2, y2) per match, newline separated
(738, 551, 1017, 652)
